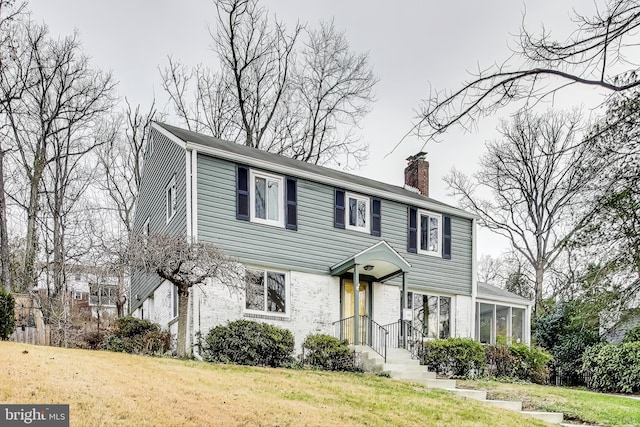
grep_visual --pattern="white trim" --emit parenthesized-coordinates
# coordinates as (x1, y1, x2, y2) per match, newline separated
(191, 149, 199, 240)
(345, 191, 370, 233)
(471, 218, 478, 340)
(165, 176, 176, 224)
(249, 169, 285, 228)
(417, 209, 442, 257)
(243, 266, 290, 318)
(407, 290, 454, 339)
(183, 141, 477, 220)
(152, 122, 187, 149)
(185, 150, 192, 240)
(330, 240, 412, 270)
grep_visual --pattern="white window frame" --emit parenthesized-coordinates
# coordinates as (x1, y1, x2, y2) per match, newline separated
(476, 301, 529, 345)
(143, 217, 150, 236)
(73, 291, 83, 300)
(166, 176, 176, 224)
(417, 210, 442, 257)
(88, 284, 117, 307)
(249, 170, 285, 228)
(408, 291, 453, 339)
(243, 267, 290, 317)
(171, 285, 178, 320)
(345, 192, 370, 233)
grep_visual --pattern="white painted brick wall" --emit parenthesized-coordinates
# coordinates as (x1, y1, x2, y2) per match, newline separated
(372, 283, 400, 326)
(454, 295, 473, 338)
(153, 280, 175, 329)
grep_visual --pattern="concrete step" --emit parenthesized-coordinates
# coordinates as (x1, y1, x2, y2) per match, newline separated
(521, 411, 564, 424)
(446, 388, 487, 401)
(416, 378, 457, 389)
(485, 400, 523, 411)
(388, 369, 437, 380)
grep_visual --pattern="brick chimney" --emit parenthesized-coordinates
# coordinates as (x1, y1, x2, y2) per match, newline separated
(404, 152, 429, 197)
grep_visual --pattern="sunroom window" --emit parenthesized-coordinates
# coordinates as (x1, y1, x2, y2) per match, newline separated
(477, 302, 527, 345)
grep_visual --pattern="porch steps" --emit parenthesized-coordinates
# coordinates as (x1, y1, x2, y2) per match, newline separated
(357, 347, 564, 425)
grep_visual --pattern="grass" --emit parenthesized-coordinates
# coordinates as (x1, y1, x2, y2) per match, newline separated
(458, 379, 640, 426)
(0, 341, 549, 427)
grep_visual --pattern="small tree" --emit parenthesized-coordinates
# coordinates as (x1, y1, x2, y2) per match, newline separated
(128, 234, 241, 357)
(0, 288, 15, 339)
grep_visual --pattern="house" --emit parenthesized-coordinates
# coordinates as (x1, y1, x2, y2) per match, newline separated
(131, 122, 532, 356)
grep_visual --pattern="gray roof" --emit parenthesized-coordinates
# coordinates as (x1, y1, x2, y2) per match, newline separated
(477, 282, 533, 306)
(155, 122, 472, 218)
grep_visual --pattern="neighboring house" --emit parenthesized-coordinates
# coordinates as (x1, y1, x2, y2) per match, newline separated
(131, 122, 532, 355)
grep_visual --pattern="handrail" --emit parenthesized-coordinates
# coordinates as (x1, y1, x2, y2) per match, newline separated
(383, 319, 427, 361)
(332, 315, 388, 362)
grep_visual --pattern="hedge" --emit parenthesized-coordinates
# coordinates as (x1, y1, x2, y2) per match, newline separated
(582, 342, 640, 393)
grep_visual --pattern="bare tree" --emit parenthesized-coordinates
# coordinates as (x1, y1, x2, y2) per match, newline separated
(445, 110, 599, 312)
(1, 19, 116, 291)
(128, 234, 242, 357)
(0, 0, 27, 291)
(411, 0, 640, 144)
(161, 0, 376, 168)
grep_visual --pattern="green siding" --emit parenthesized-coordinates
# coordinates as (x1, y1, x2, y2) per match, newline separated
(197, 154, 473, 296)
(130, 129, 188, 311)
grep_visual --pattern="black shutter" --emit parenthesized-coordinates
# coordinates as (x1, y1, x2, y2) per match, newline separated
(334, 189, 345, 229)
(285, 177, 297, 230)
(408, 207, 417, 253)
(443, 215, 452, 259)
(371, 198, 381, 236)
(236, 165, 249, 221)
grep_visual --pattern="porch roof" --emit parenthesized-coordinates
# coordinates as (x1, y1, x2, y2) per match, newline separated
(329, 241, 411, 282)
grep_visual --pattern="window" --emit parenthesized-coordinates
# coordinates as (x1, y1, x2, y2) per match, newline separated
(334, 189, 380, 235)
(345, 192, 370, 233)
(245, 269, 288, 315)
(89, 284, 117, 307)
(172, 285, 178, 319)
(236, 166, 297, 229)
(73, 291, 83, 300)
(476, 302, 528, 345)
(408, 292, 451, 339)
(418, 210, 441, 255)
(408, 208, 451, 258)
(166, 176, 176, 223)
(250, 170, 284, 227)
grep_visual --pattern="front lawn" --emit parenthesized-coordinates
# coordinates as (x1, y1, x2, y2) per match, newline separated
(458, 379, 640, 426)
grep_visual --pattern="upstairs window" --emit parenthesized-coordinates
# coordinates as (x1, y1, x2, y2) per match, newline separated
(334, 189, 381, 236)
(251, 170, 284, 227)
(419, 210, 441, 255)
(166, 176, 176, 223)
(236, 165, 297, 229)
(346, 192, 370, 233)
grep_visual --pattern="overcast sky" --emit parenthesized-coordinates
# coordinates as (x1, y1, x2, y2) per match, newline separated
(26, 0, 608, 258)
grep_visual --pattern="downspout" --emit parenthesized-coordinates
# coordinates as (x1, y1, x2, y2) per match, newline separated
(401, 272, 407, 349)
(353, 263, 360, 346)
(471, 218, 478, 340)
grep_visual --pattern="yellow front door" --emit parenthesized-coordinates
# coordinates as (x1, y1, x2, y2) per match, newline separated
(341, 279, 369, 343)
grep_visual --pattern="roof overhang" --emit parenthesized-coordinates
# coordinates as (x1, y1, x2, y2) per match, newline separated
(330, 241, 411, 282)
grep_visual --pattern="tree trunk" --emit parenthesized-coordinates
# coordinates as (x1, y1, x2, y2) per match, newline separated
(176, 285, 190, 357)
(22, 153, 45, 291)
(534, 265, 545, 315)
(0, 145, 11, 292)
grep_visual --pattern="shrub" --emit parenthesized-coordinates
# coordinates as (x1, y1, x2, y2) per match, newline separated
(423, 338, 485, 378)
(0, 289, 15, 340)
(81, 331, 104, 350)
(510, 344, 552, 384)
(484, 344, 516, 378)
(622, 325, 640, 343)
(202, 320, 294, 367)
(101, 316, 171, 355)
(301, 334, 358, 371)
(582, 342, 640, 393)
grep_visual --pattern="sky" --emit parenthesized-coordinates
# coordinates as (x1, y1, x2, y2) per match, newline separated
(26, 0, 609, 258)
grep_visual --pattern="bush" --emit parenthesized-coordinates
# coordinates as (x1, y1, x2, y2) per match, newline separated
(81, 331, 104, 350)
(510, 344, 552, 384)
(101, 316, 171, 355)
(0, 289, 15, 340)
(583, 342, 640, 393)
(423, 338, 485, 378)
(301, 334, 359, 371)
(484, 344, 516, 378)
(202, 320, 294, 367)
(622, 325, 640, 343)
